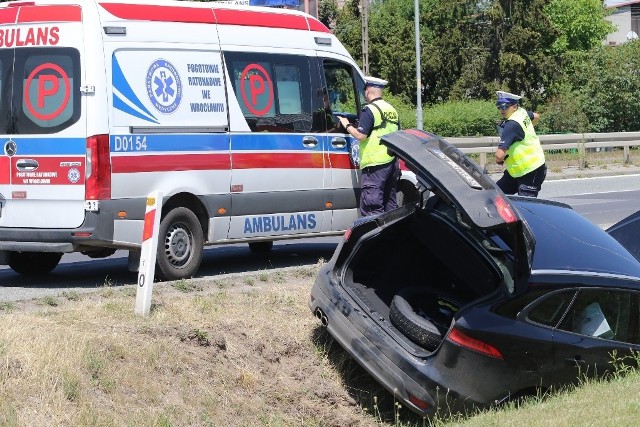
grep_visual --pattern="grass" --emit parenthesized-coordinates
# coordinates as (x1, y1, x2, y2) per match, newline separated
(2, 265, 640, 426)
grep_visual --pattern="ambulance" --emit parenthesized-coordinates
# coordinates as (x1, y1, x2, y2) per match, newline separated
(0, 0, 418, 280)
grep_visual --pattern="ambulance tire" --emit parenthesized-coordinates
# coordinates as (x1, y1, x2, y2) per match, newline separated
(156, 207, 204, 281)
(8, 252, 62, 276)
(249, 241, 273, 253)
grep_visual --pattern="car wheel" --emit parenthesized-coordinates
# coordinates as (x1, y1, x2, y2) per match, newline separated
(249, 241, 273, 253)
(8, 252, 63, 276)
(389, 287, 462, 350)
(156, 207, 204, 281)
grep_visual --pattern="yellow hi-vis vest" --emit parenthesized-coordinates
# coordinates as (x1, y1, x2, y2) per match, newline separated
(359, 99, 399, 169)
(504, 107, 545, 178)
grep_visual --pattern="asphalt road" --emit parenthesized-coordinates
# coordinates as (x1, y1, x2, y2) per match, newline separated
(540, 174, 640, 229)
(1, 174, 639, 303)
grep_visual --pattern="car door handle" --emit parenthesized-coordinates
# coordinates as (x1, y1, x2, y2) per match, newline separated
(303, 136, 318, 148)
(16, 158, 39, 171)
(331, 137, 347, 149)
(565, 357, 587, 367)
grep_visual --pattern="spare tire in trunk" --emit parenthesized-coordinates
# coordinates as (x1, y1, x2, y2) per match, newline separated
(389, 287, 462, 350)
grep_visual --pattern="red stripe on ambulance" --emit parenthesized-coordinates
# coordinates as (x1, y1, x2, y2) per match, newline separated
(213, 9, 308, 30)
(17, 5, 81, 23)
(306, 17, 331, 33)
(0, 7, 18, 25)
(111, 153, 231, 173)
(328, 153, 357, 170)
(0, 157, 9, 184)
(232, 152, 324, 169)
(100, 3, 215, 24)
(11, 156, 85, 185)
(98, 3, 324, 32)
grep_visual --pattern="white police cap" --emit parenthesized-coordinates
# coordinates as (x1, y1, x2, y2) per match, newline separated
(496, 90, 521, 104)
(364, 76, 388, 88)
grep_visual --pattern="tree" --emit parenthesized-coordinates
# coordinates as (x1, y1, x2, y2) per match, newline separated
(333, 0, 364, 69)
(318, 0, 339, 29)
(545, 0, 616, 52)
(367, 0, 436, 102)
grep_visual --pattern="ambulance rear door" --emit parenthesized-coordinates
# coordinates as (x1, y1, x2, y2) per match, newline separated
(0, 4, 87, 229)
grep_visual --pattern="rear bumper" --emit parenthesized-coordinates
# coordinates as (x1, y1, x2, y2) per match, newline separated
(0, 201, 123, 253)
(308, 267, 445, 416)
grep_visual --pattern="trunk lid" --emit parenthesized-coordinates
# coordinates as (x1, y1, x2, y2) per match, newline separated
(607, 210, 640, 263)
(380, 129, 534, 286)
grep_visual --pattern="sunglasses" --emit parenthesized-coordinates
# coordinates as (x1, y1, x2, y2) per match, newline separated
(497, 103, 512, 111)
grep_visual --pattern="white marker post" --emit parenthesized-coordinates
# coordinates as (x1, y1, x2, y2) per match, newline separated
(135, 191, 162, 316)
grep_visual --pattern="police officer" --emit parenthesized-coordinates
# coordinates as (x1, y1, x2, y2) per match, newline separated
(337, 76, 400, 216)
(495, 90, 546, 197)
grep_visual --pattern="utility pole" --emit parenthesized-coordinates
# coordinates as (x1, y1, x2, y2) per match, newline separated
(414, 0, 422, 129)
(361, 0, 369, 75)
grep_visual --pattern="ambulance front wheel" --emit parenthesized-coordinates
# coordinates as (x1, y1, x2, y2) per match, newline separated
(156, 207, 204, 281)
(8, 251, 63, 276)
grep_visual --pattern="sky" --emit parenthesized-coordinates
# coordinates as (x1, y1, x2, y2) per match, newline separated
(604, 0, 640, 7)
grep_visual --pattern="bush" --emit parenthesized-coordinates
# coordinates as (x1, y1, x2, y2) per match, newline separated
(537, 92, 589, 134)
(385, 92, 418, 129)
(423, 100, 499, 137)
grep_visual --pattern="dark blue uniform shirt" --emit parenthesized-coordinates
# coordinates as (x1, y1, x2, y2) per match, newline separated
(498, 110, 535, 150)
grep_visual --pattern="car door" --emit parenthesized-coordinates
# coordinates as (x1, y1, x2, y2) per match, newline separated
(223, 51, 330, 238)
(551, 288, 640, 386)
(316, 57, 362, 232)
(0, 5, 86, 229)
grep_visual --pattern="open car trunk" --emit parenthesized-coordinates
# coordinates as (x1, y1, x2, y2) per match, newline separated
(340, 198, 504, 356)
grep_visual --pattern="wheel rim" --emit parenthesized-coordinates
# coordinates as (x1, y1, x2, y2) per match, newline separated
(164, 222, 193, 267)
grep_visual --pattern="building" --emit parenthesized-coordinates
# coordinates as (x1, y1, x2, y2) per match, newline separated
(604, 0, 640, 45)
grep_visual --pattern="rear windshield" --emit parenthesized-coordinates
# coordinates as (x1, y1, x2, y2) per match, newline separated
(0, 47, 80, 134)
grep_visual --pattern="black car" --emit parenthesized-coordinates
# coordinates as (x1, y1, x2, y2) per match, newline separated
(308, 128, 640, 417)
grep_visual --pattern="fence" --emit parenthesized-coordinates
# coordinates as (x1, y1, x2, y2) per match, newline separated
(446, 132, 640, 170)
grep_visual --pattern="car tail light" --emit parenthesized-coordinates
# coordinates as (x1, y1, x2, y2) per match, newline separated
(343, 227, 353, 242)
(408, 393, 430, 410)
(86, 134, 112, 200)
(494, 196, 517, 223)
(446, 327, 503, 360)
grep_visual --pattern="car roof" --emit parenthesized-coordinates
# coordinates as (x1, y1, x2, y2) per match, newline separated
(515, 197, 640, 278)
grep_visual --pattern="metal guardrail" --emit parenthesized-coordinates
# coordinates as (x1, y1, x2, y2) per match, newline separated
(447, 132, 640, 168)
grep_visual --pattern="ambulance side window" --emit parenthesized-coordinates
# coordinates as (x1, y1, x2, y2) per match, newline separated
(15, 48, 81, 134)
(224, 52, 313, 133)
(321, 60, 363, 126)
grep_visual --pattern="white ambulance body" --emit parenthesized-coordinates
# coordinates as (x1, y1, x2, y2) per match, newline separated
(0, 0, 417, 280)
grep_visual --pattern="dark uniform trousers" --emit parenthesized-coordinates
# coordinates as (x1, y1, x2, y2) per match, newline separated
(497, 163, 547, 197)
(360, 159, 400, 216)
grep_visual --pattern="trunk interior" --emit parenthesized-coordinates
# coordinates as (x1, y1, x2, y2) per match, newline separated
(342, 202, 503, 354)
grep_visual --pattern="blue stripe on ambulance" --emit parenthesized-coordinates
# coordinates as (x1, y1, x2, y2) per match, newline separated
(112, 56, 159, 124)
(110, 134, 229, 152)
(110, 133, 341, 153)
(6, 138, 86, 155)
